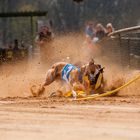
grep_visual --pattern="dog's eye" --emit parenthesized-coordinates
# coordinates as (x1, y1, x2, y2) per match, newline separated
(91, 71, 95, 74)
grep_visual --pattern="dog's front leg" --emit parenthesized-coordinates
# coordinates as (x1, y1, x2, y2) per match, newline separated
(71, 89, 77, 99)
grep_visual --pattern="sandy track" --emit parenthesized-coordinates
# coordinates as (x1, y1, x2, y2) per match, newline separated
(0, 97, 140, 140)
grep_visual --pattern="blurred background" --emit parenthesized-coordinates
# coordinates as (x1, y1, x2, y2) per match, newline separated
(0, 0, 139, 42)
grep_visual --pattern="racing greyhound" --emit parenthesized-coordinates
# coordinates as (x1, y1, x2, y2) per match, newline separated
(31, 59, 104, 97)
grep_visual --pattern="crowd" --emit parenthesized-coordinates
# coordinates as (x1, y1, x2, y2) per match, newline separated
(0, 39, 28, 62)
(85, 21, 114, 43)
(0, 22, 113, 62)
(0, 25, 53, 62)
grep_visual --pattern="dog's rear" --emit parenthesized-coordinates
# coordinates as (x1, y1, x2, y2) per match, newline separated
(43, 62, 67, 86)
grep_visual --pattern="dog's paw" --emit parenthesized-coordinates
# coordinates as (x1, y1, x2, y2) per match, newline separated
(49, 90, 63, 98)
(30, 84, 45, 97)
(30, 85, 38, 97)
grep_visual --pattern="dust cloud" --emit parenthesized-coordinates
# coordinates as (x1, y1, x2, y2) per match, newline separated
(0, 33, 139, 98)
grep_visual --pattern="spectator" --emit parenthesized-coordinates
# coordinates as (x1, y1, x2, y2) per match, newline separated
(36, 26, 52, 42)
(45, 26, 52, 40)
(13, 39, 19, 59)
(2, 48, 6, 61)
(85, 21, 95, 40)
(95, 23, 106, 40)
(13, 39, 19, 51)
(106, 23, 114, 36)
(6, 46, 13, 60)
(20, 41, 26, 58)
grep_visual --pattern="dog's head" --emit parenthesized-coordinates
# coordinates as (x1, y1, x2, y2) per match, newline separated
(88, 59, 96, 74)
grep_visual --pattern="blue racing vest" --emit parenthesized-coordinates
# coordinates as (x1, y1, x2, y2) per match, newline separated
(62, 64, 78, 82)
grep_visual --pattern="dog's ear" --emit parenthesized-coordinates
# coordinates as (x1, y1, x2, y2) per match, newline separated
(80, 65, 86, 73)
(89, 58, 95, 65)
(91, 58, 94, 62)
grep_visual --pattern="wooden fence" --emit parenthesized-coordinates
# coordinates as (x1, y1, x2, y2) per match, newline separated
(99, 26, 140, 70)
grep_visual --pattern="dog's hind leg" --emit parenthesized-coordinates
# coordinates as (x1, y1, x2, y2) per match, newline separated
(43, 68, 58, 86)
(43, 62, 66, 86)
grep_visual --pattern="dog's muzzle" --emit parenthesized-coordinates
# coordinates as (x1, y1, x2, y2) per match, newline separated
(88, 73, 96, 85)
